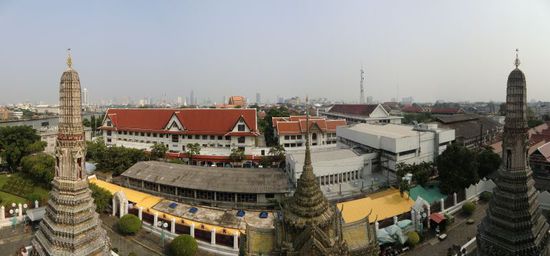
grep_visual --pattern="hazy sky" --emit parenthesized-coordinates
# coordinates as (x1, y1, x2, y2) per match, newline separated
(1, 0, 549, 105)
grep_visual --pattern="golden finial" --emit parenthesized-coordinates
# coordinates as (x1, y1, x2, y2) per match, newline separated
(514, 48, 520, 68)
(66, 48, 73, 69)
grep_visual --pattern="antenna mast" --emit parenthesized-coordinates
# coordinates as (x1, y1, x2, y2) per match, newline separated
(360, 64, 366, 104)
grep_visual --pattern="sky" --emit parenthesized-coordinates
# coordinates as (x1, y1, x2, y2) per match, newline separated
(0, 0, 549, 105)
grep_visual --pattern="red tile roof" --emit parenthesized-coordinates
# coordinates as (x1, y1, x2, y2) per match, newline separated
(273, 116, 346, 135)
(100, 108, 258, 136)
(328, 104, 379, 117)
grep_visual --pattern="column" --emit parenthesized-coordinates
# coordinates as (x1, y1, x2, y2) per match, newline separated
(34, 200, 39, 208)
(112, 198, 116, 216)
(138, 207, 143, 221)
(393, 216, 398, 224)
(440, 198, 445, 211)
(18, 203, 22, 217)
(211, 228, 216, 244)
(190, 223, 195, 237)
(233, 232, 239, 250)
(0, 206, 4, 221)
(375, 221, 379, 230)
(171, 217, 176, 234)
(427, 205, 431, 229)
(153, 212, 158, 228)
(453, 193, 458, 205)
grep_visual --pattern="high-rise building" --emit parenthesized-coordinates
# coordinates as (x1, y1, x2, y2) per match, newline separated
(360, 66, 366, 104)
(82, 88, 88, 106)
(256, 92, 261, 104)
(476, 50, 550, 255)
(190, 90, 195, 106)
(31, 50, 110, 256)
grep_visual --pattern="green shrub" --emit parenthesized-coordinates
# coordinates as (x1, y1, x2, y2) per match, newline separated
(480, 191, 492, 202)
(407, 231, 420, 247)
(462, 201, 476, 215)
(117, 214, 142, 235)
(169, 234, 198, 256)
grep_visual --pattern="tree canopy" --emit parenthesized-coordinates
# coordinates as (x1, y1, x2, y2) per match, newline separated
(229, 148, 245, 164)
(476, 146, 501, 179)
(86, 139, 146, 176)
(0, 126, 45, 170)
(20, 153, 55, 187)
(169, 235, 198, 256)
(89, 183, 113, 213)
(436, 144, 479, 194)
(150, 143, 168, 160)
(185, 143, 201, 164)
(117, 214, 142, 235)
(260, 106, 290, 146)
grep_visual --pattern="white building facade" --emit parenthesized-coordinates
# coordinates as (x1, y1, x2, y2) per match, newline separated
(272, 116, 346, 149)
(337, 123, 455, 175)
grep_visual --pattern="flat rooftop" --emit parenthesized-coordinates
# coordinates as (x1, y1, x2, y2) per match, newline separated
(343, 123, 420, 139)
(122, 161, 290, 194)
(337, 188, 414, 223)
(288, 147, 364, 164)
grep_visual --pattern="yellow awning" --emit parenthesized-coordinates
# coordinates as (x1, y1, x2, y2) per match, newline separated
(89, 177, 242, 235)
(337, 188, 414, 223)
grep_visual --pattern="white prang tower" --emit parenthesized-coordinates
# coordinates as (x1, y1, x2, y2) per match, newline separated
(360, 65, 366, 104)
(31, 49, 110, 256)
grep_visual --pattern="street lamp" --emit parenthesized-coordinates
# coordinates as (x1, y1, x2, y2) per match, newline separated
(157, 220, 169, 246)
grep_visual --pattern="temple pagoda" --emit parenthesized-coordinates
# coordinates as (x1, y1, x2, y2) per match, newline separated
(31, 50, 111, 256)
(476, 50, 550, 255)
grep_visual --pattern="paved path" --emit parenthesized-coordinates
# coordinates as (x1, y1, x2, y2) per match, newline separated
(407, 201, 488, 256)
(0, 224, 33, 254)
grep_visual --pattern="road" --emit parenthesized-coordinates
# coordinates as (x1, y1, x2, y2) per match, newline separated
(406, 201, 488, 256)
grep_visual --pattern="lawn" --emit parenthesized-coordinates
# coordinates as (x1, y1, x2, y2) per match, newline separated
(0, 173, 50, 205)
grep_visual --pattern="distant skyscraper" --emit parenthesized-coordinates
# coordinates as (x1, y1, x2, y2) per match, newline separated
(477, 50, 550, 255)
(360, 65, 366, 104)
(366, 96, 374, 104)
(190, 90, 195, 105)
(31, 50, 110, 255)
(82, 88, 88, 106)
(177, 96, 183, 105)
(256, 93, 261, 104)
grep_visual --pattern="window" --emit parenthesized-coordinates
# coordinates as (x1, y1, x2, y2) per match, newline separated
(129, 131, 134, 135)
(210, 135, 215, 140)
(218, 136, 223, 140)
(187, 135, 193, 139)
(291, 135, 296, 140)
(238, 136, 245, 143)
(237, 193, 257, 203)
(265, 193, 275, 199)
(153, 133, 157, 137)
(225, 136, 231, 140)
(284, 135, 290, 140)
(217, 192, 234, 202)
(178, 188, 194, 198)
(106, 120, 112, 126)
(506, 149, 512, 169)
(107, 131, 112, 136)
(196, 190, 214, 200)
(202, 135, 207, 140)
(107, 138, 112, 143)
(297, 135, 302, 139)
(238, 124, 245, 131)
(124, 131, 128, 135)
(140, 132, 145, 136)
(261, 150, 265, 156)
(195, 135, 200, 139)
(172, 134, 179, 143)
(147, 133, 151, 137)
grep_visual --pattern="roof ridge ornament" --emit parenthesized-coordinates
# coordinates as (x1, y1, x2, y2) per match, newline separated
(66, 48, 73, 69)
(514, 48, 520, 68)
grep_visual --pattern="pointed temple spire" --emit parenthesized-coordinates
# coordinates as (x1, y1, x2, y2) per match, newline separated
(31, 52, 110, 256)
(66, 48, 73, 69)
(476, 52, 550, 255)
(514, 48, 521, 68)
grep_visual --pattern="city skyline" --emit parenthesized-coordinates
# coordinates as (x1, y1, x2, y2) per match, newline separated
(1, 0, 550, 105)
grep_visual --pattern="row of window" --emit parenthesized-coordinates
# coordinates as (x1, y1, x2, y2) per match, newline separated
(319, 170, 361, 185)
(136, 180, 259, 203)
(282, 133, 336, 141)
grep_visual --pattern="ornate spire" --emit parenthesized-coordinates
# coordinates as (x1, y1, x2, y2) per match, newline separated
(514, 48, 520, 68)
(66, 48, 73, 69)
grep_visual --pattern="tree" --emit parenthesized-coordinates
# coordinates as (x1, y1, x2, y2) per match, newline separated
(261, 106, 290, 146)
(117, 214, 142, 235)
(150, 143, 168, 160)
(169, 235, 198, 256)
(229, 148, 245, 166)
(462, 201, 476, 215)
(436, 144, 479, 194)
(20, 153, 55, 186)
(185, 143, 201, 165)
(476, 146, 501, 179)
(89, 183, 113, 213)
(268, 145, 286, 163)
(0, 126, 44, 170)
(86, 139, 107, 163)
(399, 180, 410, 198)
(90, 143, 146, 176)
(406, 231, 420, 247)
(82, 118, 91, 127)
